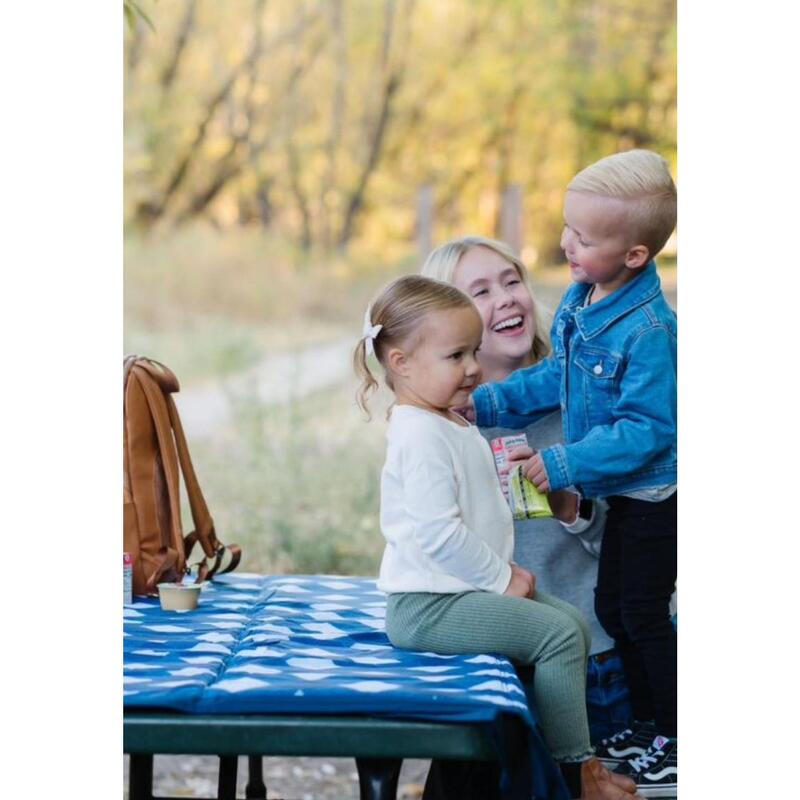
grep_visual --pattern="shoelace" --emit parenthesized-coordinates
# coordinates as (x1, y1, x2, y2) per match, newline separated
(628, 745, 666, 773)
(602, 728, 633, 746)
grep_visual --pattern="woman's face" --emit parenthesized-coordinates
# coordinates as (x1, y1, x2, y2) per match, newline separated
(452, 246, 536, 379)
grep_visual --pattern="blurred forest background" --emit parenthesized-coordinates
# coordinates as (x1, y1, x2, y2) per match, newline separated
(124, 0, 676, 577)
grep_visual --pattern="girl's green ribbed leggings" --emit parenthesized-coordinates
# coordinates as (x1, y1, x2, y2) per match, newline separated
(385, 589, 593, 762)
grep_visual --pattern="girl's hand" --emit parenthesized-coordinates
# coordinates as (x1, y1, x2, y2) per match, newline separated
(504, 564, 536, 598)
(522, 453, 550, 492)
(548, 490, 580, 524)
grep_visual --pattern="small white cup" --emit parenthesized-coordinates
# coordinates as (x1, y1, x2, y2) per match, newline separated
(158, 582, 202, 611)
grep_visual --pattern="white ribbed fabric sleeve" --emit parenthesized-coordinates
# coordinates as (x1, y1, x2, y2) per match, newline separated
(401, 429, 512, 594)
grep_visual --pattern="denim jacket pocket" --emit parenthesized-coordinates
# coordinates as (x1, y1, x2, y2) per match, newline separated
(575, 347, 621, 380)
(574, 347, 621, 427)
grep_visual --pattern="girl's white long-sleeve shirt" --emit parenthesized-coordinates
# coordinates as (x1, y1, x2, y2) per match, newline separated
(377, 404, 513, 595)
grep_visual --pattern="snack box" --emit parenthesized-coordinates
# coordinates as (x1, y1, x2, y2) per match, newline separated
(507, 464, 553, 520)
(490, 434, 529, 498)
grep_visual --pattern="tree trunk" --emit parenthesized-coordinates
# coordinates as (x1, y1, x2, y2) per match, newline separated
(337, 0, 415, 250)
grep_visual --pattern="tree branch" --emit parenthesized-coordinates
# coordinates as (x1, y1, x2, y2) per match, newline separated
(159, 0, 198, 93)
(135, 0, 267, 225)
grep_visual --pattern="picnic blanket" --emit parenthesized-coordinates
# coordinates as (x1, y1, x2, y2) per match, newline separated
(123, 573, 569, 799)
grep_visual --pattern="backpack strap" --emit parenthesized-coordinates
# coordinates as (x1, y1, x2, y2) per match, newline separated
(144, 546, 180, 596)
(123, 356, 137, 504)
(206, 541, 242, 579)
(137, 366, 188, 581)
(167, 393, 242, 580)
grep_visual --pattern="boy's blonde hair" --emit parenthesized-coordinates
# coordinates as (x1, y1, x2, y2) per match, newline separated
(421, 235, 552, 364)
(568, 149, 677, 258)
(353, 275, 475, 417)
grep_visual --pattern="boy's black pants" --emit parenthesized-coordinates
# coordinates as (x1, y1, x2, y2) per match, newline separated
(594, 493, 677, 738)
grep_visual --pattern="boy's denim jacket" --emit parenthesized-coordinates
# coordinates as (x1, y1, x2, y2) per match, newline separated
(472, 262, 676, 498)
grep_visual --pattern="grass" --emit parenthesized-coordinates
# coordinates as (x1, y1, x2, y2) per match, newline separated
(182, 374, 395, 577)
(124, 225, 416, 382)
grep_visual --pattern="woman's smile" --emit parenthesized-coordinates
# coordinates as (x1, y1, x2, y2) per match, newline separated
(491, 315, 526, 336)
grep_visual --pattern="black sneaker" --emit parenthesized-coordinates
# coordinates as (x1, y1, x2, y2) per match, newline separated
(617, 735, 677, 798)
(593, 720, 657, 765)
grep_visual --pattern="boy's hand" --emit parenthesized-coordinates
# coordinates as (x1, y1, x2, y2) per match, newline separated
(456, 397, 476, 423)
(451, 402, 476, 422)
(522, 452, 550, 491)
(503, 564, 536, 598)
(506, 445, 534, 468)
(494, 445, 533, 483)
(547, 490, 580, 524)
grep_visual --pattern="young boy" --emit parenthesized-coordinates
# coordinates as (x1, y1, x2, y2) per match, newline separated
(470, 149, 677, 797)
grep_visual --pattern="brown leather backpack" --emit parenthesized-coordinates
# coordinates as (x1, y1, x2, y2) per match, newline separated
(123, 356, 242, 596)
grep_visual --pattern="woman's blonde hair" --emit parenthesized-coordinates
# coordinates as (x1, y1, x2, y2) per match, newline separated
(568, 149, 677, 257)
(353, 274, 476, 417)
(421, 235, 552, 364)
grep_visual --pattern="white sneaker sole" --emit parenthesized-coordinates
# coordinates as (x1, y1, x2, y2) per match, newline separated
(635, 783, 677, 798)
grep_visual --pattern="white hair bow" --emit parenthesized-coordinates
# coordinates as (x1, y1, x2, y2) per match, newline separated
(362, 306, 383, 357)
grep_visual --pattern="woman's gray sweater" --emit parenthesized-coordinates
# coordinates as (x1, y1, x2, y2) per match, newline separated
(481, 410, 614, 655)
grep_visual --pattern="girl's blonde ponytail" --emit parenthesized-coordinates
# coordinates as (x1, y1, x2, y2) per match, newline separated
(353, 337, 379, 419)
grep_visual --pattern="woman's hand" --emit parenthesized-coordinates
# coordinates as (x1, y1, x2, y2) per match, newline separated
(503, 563, 536, 598)
(548, 490, 580, 524)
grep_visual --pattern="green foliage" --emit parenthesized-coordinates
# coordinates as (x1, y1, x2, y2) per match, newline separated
(124, 1, 155, 33)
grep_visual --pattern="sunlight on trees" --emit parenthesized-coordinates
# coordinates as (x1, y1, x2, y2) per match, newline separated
(124, 0, 675, 265)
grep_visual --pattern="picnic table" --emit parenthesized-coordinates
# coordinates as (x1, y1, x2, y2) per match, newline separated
(123, 573, 568, 800)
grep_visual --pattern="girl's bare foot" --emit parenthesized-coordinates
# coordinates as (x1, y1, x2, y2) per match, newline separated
(580, 757, 642, 799)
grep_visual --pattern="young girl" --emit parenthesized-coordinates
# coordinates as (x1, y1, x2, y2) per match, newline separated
(353, 275, 640, 800)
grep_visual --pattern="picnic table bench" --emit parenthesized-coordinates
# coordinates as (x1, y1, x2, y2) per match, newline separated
(123, 574, 567, 800)
(125, 712, 499, 799)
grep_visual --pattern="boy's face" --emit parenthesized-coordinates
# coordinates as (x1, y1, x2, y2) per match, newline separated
(561, 191, 647, 297)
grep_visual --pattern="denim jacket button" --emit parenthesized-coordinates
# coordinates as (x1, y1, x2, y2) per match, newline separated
(593, 363, 603, 375)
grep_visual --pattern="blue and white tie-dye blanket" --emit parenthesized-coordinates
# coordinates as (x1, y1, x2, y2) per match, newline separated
(123, 573, 569, 799)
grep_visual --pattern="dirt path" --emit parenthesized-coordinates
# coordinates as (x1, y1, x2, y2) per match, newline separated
(123, 754, 430, 799)
(177, 337, 355, 438)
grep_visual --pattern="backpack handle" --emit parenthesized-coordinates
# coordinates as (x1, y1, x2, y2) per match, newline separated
(134, 357, 180, 393)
